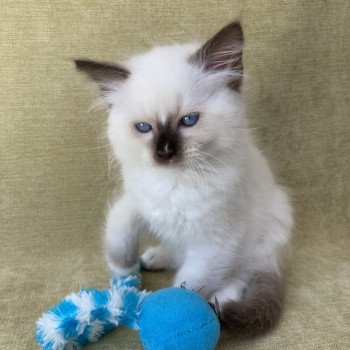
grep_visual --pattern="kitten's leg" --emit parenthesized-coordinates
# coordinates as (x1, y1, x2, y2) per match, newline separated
(174, 260, 249, 302)
(209, 278, 248, 304)
(173, 260, 214, 297)
(172, 248, 229, 298)
(104, 195, 141, 275)
(140, 245, 181, 271)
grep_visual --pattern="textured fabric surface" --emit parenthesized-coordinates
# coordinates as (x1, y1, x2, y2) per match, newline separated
(1, 1, 349, 349)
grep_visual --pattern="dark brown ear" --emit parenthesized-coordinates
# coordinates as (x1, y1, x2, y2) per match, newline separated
(189, 21, 243, 91)
(74, 59, 130, 92)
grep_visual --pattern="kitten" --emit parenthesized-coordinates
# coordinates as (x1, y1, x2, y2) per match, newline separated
(75, 22, 293, 336)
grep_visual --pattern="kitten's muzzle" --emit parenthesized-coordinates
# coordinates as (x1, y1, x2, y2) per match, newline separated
(154, 121, 182, 164)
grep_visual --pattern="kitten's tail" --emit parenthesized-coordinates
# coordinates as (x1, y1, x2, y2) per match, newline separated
(218, 272, 284, 337)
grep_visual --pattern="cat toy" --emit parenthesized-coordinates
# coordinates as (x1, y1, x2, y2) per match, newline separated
(35, 268, 220, 350)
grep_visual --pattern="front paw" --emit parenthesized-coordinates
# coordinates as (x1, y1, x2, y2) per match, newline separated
(173, 271, 211, 298)
(140, 246, 173, 271)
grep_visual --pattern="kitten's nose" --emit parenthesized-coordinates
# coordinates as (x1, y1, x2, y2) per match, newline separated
(156, 142, 176, 161)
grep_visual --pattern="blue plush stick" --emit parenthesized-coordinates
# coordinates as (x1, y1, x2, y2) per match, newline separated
(36, 273, 146, 349)
(35, 270, 220, 350)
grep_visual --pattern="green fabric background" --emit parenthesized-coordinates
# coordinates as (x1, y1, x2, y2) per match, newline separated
(1, 1, 349, 349)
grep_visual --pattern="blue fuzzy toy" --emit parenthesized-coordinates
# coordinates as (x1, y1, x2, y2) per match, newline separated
(35, 269, 220, 350)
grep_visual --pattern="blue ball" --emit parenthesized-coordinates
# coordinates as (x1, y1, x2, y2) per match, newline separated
(138, 288, 220, 350)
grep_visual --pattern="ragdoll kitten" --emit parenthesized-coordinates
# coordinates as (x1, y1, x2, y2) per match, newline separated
(75, 22, 293, 336)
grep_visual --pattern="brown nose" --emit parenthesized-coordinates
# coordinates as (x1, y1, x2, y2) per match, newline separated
(156, 143, 176, 161)
(154, 121, 181, 163)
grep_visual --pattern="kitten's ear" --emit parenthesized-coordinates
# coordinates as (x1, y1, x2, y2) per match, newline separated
(190, 21, 243, 91)
(74, 59, 130, 92)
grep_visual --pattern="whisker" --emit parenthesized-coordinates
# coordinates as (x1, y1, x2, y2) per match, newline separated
(185, 159, 201, 183)
(198, 150, 247, 226)
(198, 150, 229, 168)
(190, 158, 206, 184)
(191, 152, 228, 221)
(192, 158, 210, 184)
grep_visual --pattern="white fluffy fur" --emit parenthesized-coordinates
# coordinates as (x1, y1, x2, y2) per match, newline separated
(103, 43, 293, 304)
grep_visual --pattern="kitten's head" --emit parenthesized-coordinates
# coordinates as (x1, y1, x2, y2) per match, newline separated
(75, 22, 245, 172)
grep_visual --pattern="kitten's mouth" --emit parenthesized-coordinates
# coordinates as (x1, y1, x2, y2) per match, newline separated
(154, 157, 182, 168)
(153, 148, 182, 167)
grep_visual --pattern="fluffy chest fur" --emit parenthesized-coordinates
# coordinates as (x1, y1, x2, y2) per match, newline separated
(125, 168, 227, 242)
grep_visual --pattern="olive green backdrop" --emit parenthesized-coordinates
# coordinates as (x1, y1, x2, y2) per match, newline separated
(1, 1, 349, 349)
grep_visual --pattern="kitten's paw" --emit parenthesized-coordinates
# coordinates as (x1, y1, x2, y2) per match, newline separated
(140, 246, 173, 271)
(209, 279, 247, 304)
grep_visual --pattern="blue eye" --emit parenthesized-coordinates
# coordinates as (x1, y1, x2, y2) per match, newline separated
(180, 113, 199, 127)
(135, 122, 152, 133)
